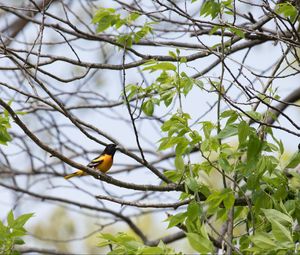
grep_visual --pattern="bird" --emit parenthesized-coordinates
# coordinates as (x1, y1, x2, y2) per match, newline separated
(64, 144, 117, 180)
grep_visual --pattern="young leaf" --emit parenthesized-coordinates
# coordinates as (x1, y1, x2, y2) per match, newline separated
(175, 155, 185, 172)
(187, 201, 202, 222)
(200, 0, 221, 19)
(247, 134, 262, 164)
(270, 219, 293, 243)
(261, 209, 293, 225)
(143, 62, 177, 72)
(175, 138, 189, 155)
(238, 120, 249, 145)
(142, 100, 154, 116)
(223, 191, 235, 211)
(228, 27, 245, 38)
(275, 3, 298, 22)
(185, 177, 199, 193)
(217, 124, 238, 139)
(186, 232, 213, 254)
(251, 232, 277, 249)
(285, 151, 300, 169)
(7, 210, 14, 227)
(14, 238, 25, 245)
(139, 246, 164, 254)
(14, 213, 34, 228)
(0, 113, 12, 145)
(167, 212, 187, 228)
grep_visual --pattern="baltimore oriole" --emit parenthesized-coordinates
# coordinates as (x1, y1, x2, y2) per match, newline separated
(64, 144, 117, 179)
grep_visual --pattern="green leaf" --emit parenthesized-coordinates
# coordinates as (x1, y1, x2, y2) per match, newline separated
(189, 130, 202, 144)
(276, 3, 298, 22)
(218, 157, 231, 172)
(238, 120, 249, 145)
(158, 137, 179, 151)
(175, 155, 185, 172)
(14, 111, 27, 116)
(240, 235, 251, 251)
(180, 57, 187, 63)
(11, 228, 26, 237)
(92, 8, 126, 33)
(206, 190, 227, 215)
(125, 84, 139, 101)
(108, 232, 141, 253)
(185, 177, 199, 193)
(180, 72, 194, 96)
(270, 219, 293, 243)
(11, 251, 21, 255)
(279, 139, 284, 155)
(253, 190, 272, 211)
(161, 90, 176, 107)
(134, 24, 153, 43)
(163, 170, 181, 182)
(209, 25, 220, 35)
(0, 129, 12, 145)
(198, 184, 211, 198)
(97, 15, 117, 32)
(273, 182, 288, 200)
(247, 134, 262, 164)
(200, 0, 221, 19)
(117, 34, 133, 47)
(245, 111, 262, 121)
(217, 124, 238, 139)
(14, 213, 34, 228)
(0, 113, 12, 145)
(128, 12, 140, 21)
(223, 191, 235, 211)
(99, 232, 117, 242)
(167, 212, 187, 228)
(139, 246, 164, 254)
(187, 202, 202, 222)
(143, 62, 177, 72)
(168, 51, 177, 59)
(0, 219, 5, 232)
(201, 121, 214, 139)
(7, 210, 14, 227)
(247, 173, 260, 190)
(285, 152, 300, 169)
(228, 27, 245, 38)
(186, 232, 213, 253)
(284, 200, 296, 216)
(251, 232, 277, 249)
(175, 138, 189, 155)
(14, 238, 25, 245)
(142, 100, 154, 116)
(261, 209, 293, 225)
(220, 110, 237, 119)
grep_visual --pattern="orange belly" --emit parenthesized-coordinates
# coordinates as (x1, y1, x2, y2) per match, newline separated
(97, 154, 113, 173)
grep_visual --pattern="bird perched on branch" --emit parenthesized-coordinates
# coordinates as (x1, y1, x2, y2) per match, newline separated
(64, 144, 117, 179)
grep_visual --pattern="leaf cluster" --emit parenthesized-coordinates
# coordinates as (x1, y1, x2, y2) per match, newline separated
(98, 232, 180, 255)
(126, 57, 203, 117)
(92, 7, 154, 47)
(0, 107, 12, 145)
(0, 210, 34, 255)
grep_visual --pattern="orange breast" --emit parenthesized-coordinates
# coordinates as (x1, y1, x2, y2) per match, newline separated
(97, 154, 113, 173)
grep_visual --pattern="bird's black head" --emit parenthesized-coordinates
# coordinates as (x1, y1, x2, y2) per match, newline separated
(103, 144, 117, 156)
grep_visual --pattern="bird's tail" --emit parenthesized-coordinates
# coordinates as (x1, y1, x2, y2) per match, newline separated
(64, 173, 78, 180)
(64, 170, 85, 180)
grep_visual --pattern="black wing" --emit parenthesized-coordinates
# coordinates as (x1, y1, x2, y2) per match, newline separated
(87, 155, 104, 168)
